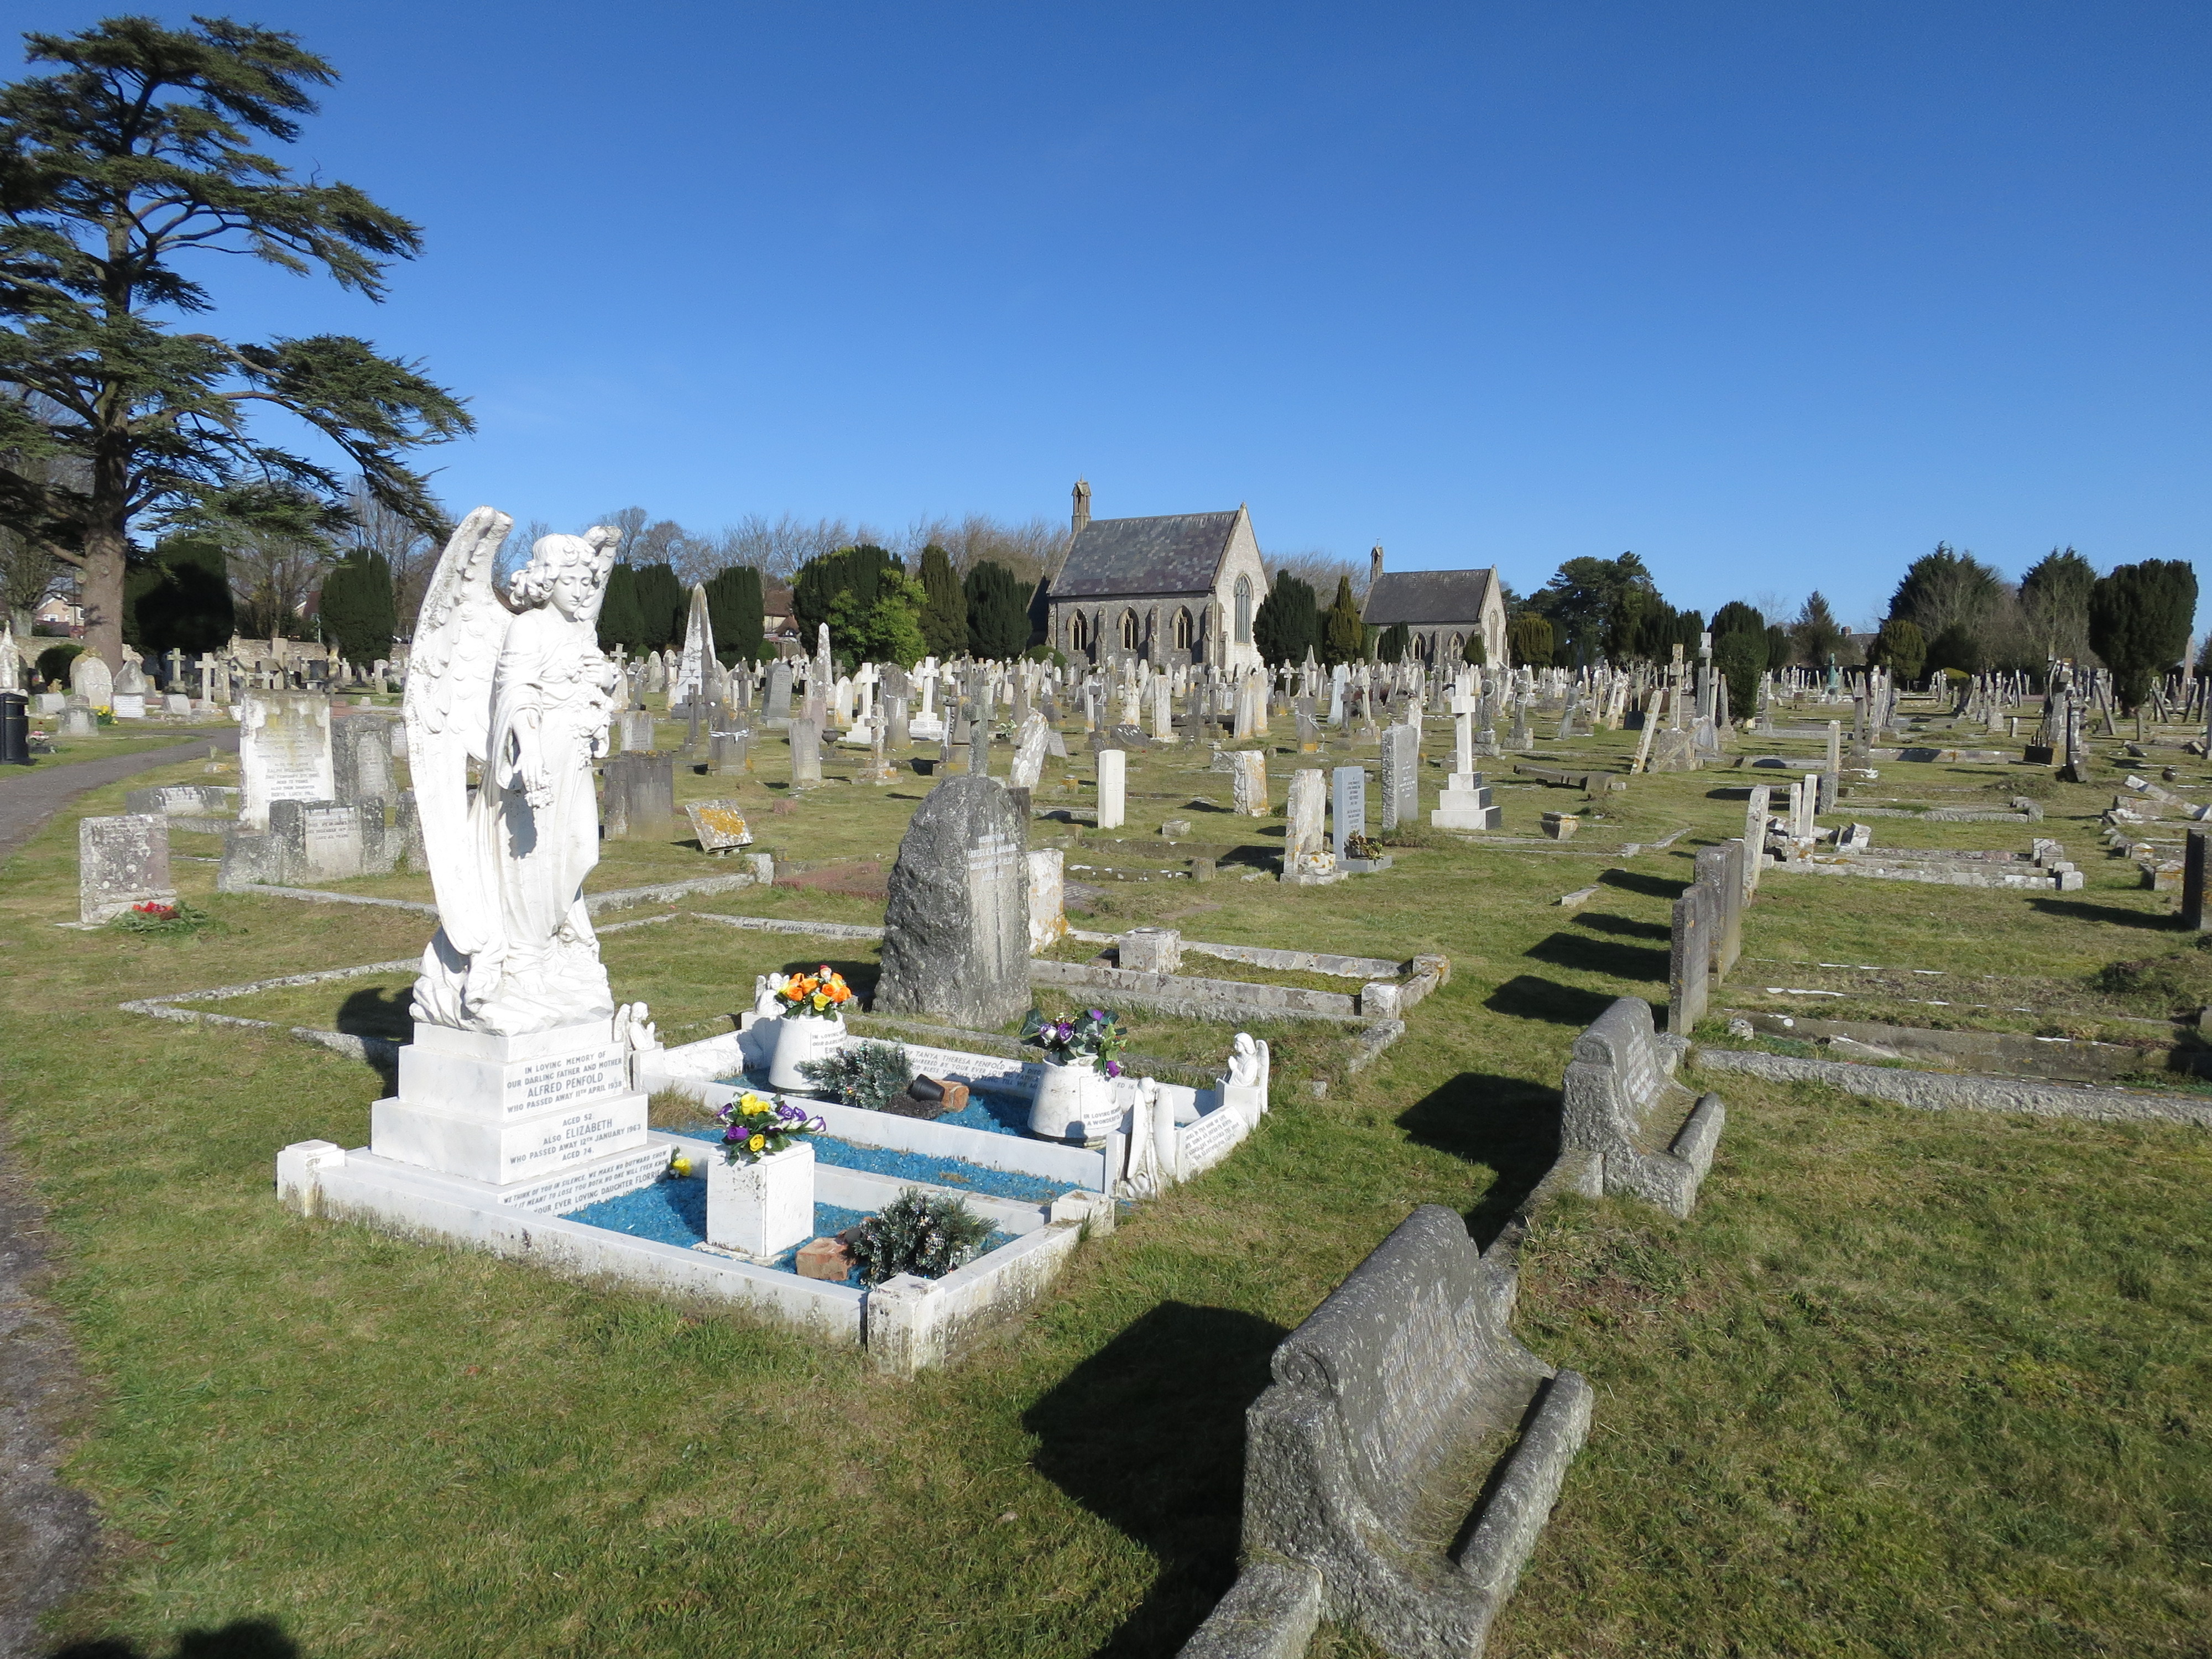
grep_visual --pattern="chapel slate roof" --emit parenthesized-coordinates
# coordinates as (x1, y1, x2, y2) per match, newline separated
(1361, 568, 1498, 627)
(1048, 512, 1241, 599)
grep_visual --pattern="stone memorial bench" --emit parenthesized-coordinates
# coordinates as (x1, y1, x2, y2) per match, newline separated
(1559, 996, 1724, 1219)
(1182, 1205, 1590, 1659)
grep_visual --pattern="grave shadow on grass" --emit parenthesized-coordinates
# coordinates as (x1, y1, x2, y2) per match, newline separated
(1484, 974, 1617, 1029)
(1024, 1301, 1286, 1659)
(335, 985, 411, 1044)
(1524, 930, 1668, 983)
(1599, 868, 1690, 900)
(2026, 898, 2176, 932)
(51, 1618, 299, 1659)
(1574, 910, 1671, 942)
(1397, 1071, 1563, 1246)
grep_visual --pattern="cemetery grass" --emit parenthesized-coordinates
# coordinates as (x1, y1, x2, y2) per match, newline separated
(2, 724, 233, 774)
(3, 718, 2210, 1655)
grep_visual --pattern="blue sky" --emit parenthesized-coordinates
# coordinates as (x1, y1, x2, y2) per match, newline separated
(18, 1, 2210, 627)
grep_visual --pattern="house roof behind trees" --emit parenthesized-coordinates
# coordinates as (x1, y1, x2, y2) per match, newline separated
(1361, 568, 1499, 626)
(1048, 512, 1242, 599)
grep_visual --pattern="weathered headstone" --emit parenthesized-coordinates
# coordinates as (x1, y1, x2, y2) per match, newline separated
(603, 752, 676, 839)
(1281, 768, 1339, 884)
(1743, 784, 1771, 895)
(1026, 847, 1067, 952)
(273, 798, 382, 880)
(332, 716, 394, 807)
(1379, 723, 1417, 830)
(79, 813, 174, 924)
(1097, 748, 1126, 830)
(875, 775, 1030, 1027)
(765, 661, 794, 726)
(239, 691, 335, 828)
(1694, 841, 1745, 978)
(1230, 750, 1269, 816)
(111, 660, 148, 719)
(1668, 884, 1712, 1034)
(789, 718, 823, 789)
(710, 729, 749, 775)
(1119, 926, 1182, 972)
(1008, 712, 1051, 790)
(69, 652, 113, 709)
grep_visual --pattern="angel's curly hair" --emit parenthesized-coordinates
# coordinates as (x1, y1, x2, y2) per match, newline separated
(508, 533, 613, 608)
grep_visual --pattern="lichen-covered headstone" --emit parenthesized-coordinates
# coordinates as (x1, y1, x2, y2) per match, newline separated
(80, 812, 174, 924)
(876, 775, 1030, 1028)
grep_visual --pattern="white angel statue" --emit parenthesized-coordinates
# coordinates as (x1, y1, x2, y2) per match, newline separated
(405, 507, 624, 1033)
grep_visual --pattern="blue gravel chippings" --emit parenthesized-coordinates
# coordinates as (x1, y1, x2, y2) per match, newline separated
(671, 1126, 1074, 1207)
(713, 1077, 1039, 1140)
(563, 1167, 1020, 1285)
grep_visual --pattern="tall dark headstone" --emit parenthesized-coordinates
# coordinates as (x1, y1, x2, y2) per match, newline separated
(875, 775, 1030, 1029)
(2184, 828, 2209, 933)
(1667, 884, 1711, 1035)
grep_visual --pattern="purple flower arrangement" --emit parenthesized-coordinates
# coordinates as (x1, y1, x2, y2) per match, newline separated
(1019, 1006, 1129, 1078)
(712, 1090, 827, 1166)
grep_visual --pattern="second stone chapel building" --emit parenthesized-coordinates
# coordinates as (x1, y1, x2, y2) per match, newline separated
(1042, 481, 1269, 671)
(1359, 544, 1510, 668)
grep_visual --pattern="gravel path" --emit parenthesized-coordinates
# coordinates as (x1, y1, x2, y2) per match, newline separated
(0, 727, 238, 862)
(1, 727, 237, 1655)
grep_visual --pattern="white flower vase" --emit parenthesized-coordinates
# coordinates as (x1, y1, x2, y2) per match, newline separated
(1027, 1057, 1121, 1146)
(707, 1140, 815, 1260)
(768, 1012, 846, 1092)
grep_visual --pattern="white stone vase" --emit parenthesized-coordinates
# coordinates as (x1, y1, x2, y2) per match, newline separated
(766, 1011, 846, 1092)
(706, 1140, 815, 1261)
(1027, 1057, 1120, 1145)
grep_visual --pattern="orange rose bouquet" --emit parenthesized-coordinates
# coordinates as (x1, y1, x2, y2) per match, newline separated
(775, 965, 854, 1020)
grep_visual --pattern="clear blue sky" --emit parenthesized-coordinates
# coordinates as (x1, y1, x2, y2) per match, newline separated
(21, 1, 2211, 628)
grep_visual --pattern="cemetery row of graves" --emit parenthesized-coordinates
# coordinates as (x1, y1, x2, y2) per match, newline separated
(4, 631, 2209, 1658)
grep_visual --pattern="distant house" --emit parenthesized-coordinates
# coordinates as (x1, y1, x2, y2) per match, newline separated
(1042, 481, 1269, 670)
(761, 581, 795, 637)
(1360, 546, 1508, 667)
(33, 593, 83, 637)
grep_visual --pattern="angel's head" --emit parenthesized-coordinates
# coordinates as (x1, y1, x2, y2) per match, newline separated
(509, 531, 616, 624)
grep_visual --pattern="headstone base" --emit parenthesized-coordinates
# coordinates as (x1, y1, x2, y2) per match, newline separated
(370, 1017, 650, 1186)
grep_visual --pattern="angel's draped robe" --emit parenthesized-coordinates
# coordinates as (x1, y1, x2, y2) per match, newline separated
(466, 605, 617, 1023)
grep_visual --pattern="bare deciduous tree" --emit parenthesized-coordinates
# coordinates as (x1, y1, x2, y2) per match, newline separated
(345, 477, 443, 638)
(1270, 549, 1368, 604)
(227, 524, 337, 641)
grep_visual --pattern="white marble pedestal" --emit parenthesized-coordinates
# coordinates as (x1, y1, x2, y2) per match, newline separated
(371, 1017, 649, 1186)
(707, 1141, 815, 1260)
(1430, 773, 1503, 831)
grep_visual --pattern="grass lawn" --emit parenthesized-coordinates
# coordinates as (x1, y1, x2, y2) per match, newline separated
(2, 693, 2208, 1656)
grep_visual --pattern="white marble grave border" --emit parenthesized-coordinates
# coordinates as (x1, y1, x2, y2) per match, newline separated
(274, 1128, 1115, 1375)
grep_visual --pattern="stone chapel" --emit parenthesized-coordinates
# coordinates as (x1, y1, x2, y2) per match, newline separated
(1041, 481, 1270, 670)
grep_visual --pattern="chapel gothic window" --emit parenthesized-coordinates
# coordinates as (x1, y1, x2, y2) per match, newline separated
(1234, 576, 1253, 644)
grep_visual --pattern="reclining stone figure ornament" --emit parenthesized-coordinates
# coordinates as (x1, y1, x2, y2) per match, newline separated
(404, 507, 625, 1034)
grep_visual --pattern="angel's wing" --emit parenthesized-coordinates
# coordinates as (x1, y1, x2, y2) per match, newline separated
(404, 507, 515, 954)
